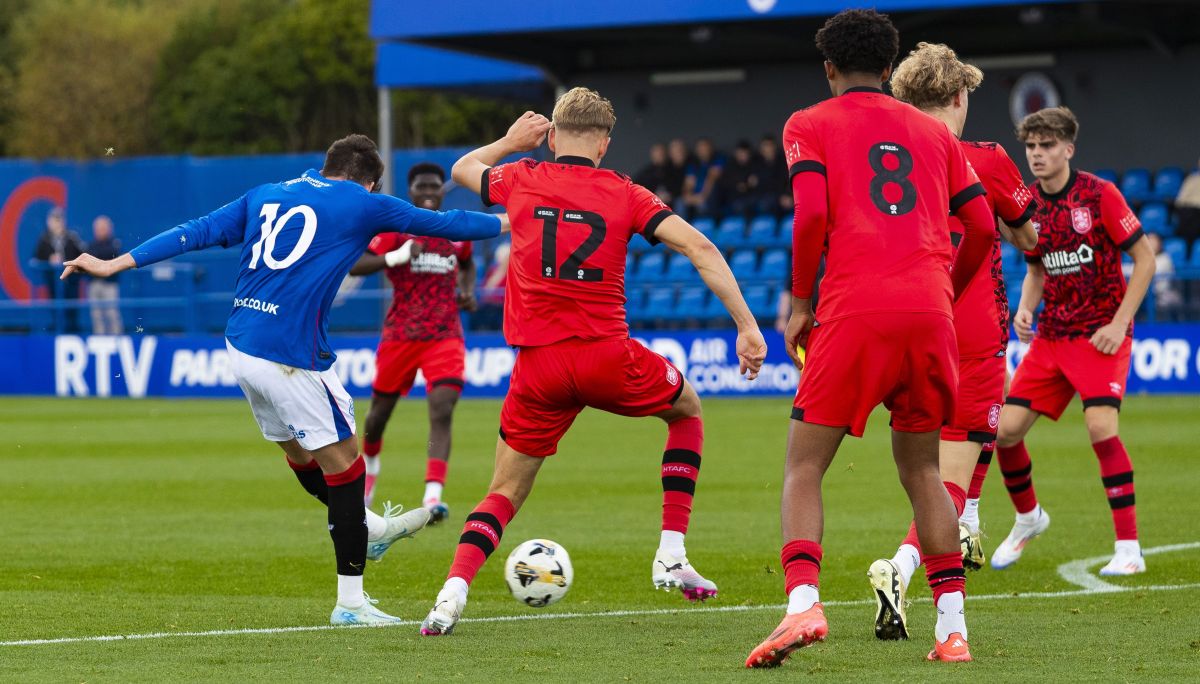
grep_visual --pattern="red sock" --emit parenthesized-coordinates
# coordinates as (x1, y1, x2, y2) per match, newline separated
(323, 455, 365, 486)
(925, 551, 966, 603)
(286, 457, 320, 472)
(448, 493, 517, 584)
(997, 441, 1039, 514)
(780, 539, 822, 594)
(425, 458, 448, 484)
(901, 481, 968, 555)
(1093, 436, 1137, 540)
(362, 439, 382, 458)
(661, 417, 703, 534)
(967, 443, 994, 499)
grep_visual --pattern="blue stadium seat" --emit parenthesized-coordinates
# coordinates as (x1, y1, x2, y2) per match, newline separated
(624, 286, 645, 319)
(1094, 169, 1119, 184)
(760, 248, 789, 281)
(1163, 237, 1188, 267)
(743, 284, 774, 319)
(1153, 167, 1185, 201)
(691, 216, 716, 236)
(641, 286, 675, 321)
(746, 215, 778, 247)
(1139, 202, 1171, 235)
(628, 232, 653, 255)
(624, 253, 637, 281)
(1000, 242, 1021, 274)
(729, 250, 758, 280)
(665, 253, 699, 282)
(675, 286, 708, 320)
(636, 252, 665, 280)
(1120, 168, 1152, 203)
(713, 216, 747, 249)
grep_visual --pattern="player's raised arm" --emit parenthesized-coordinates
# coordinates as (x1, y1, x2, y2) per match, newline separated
(450, 111, 552, 197)
(653, 215, 767, 379)
(368, 193, 506, 243)
(61, 194, 249, 280)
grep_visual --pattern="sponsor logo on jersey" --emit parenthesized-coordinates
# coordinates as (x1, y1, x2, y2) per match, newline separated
(1041, 244, 1095, 276)
(233, 297, 280, 315)
(1071, 207, 1093, 234)
(410, 252, 458, 275)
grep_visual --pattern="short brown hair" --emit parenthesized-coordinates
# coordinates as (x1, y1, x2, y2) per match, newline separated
(551, 87, 616, 136)
(1017, 107, 1079, 143)
(890, 42, 983, 110)
(322, 134, 385, 186)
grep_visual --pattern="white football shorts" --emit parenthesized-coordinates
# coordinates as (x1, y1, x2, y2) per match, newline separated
(225, 339, 356, 451)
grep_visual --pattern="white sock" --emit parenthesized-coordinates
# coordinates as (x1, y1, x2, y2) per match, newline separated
(1016, 504, 1042, 524)
(959, 499, 980, 533)
(891, 543, 921, 588)
(1115, 539, 1141, 555)
(365, 510, 386, 541)
(423, 481, 444, 504)
(364, 454, 381, 477)
(337, 574, 364, 608)
(935, 591, 967, 642)
(658, 530, 686, 558)
(443, 576, 469, 599)
(786, 584, 820, 615)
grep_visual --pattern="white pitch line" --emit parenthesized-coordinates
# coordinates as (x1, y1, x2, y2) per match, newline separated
(5, 542, 1198, 648)
(1055, 541, 1200, 592)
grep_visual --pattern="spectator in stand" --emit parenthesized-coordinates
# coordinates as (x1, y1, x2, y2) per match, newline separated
(635, 143, 675, 205)
(1176, 157, 1200, 248)
(665, 138, 689, 205)
(32, 207, 86, 332)
(720, 140, 760, 217)
(754, 135, 793, 217)
(681, 138, 724, 218)
(86, 215, 124, 334)
(1125, 233, 1183, 320)
(475, 241, 510, 330)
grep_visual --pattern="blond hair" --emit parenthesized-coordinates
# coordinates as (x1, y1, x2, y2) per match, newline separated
(551, 87, 615, 136)
(1017, 106, 1079, 143)
(890, 42, 983, 110)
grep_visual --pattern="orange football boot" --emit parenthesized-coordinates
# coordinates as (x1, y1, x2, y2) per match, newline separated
(744, 604, 828, 668)
(927, 632, 972, 662)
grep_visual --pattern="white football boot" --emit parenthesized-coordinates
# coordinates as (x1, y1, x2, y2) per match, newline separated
(366, 502, 431, 562)
(1099, 540, 1146, 576)
(990, 506, 1050, 570)
(330, 593, 403, 626)
(651, 549, 718, 601)
(867, 558, 909, 640)
(420, 585, 467, 636)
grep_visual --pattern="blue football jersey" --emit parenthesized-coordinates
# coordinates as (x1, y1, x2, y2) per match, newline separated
(129, 169, 501, 370)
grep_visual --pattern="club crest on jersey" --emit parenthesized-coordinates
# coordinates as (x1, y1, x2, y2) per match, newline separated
(988, 404, 1001, 429)
(1071, 207, 1093, 234)
(665, 365, 680, 386)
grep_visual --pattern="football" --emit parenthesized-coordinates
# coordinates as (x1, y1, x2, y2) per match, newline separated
(504, 539, 574, 608)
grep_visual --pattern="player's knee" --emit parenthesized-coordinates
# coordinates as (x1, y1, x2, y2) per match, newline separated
(671, 382, 703, 419)
(1084, 408, 1119, 443)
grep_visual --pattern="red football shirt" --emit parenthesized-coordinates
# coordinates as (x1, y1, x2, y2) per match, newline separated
(1024, 170, 1143, 340)
(367, 232, 472, 342)
(482, 156, 672, 347)
(951, 141, 1036, 359)
(783, 87, 987, 322)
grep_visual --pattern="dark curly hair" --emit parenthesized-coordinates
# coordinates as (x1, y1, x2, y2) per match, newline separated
(814, 9, 899, 77)
(407, 161, 446, 185)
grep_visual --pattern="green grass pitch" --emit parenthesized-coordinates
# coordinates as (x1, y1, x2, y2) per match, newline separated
(1, 395, 1198, 681)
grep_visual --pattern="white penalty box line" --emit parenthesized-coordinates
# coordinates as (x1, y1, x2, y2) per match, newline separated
(4, 542, 1198, 648)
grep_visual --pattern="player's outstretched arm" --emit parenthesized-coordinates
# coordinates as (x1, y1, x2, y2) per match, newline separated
(450, 112, 551, 196)
(62, 195, 248, 279)
(349, 241, 423, 276)
(1091, 235, 1155, 355)
(654, 215, 766, 380)
(1013, 262, 1045, 343)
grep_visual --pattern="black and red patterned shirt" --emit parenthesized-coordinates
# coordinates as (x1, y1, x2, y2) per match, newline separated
(952, 141, 1036, 358)
(1024, 170, 1143, 340)
(368, 232, 473, 342)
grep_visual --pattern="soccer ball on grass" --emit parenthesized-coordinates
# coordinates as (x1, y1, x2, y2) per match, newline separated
(504, 539, 573, 608)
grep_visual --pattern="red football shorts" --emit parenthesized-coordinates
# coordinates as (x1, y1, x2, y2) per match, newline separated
(373, 338, 466, 396)
(500, 337, 685, 457)
(792, 313, 958, 437)
(1006, 336, 1132, 420)
(941, 355, 1005, 443)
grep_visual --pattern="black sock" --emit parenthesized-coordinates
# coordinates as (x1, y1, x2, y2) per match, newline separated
(291, 465, 329, 505)
(325, 464, 368, 577)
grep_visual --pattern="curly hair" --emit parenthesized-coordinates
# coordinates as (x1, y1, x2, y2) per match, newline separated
(814, 9, 899, 76)
(1017, 106, 1079, 143)
(891, 42, 983, 110)
(407, 161, 445, 186)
